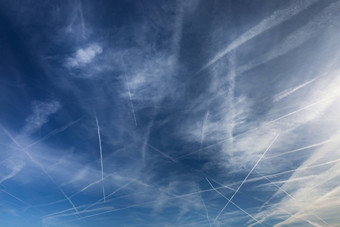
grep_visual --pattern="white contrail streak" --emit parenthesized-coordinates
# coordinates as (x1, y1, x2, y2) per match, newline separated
(195, 0, 317, 75)
(214, 134, 280, 222)
(71, 178, 104, 198)
(273, 77, 318, 102)
(206, 178, 265, 227)
(95, 115, 106, 202)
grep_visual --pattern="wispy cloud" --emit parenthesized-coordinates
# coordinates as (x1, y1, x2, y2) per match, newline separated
(23, 101, 61, 134)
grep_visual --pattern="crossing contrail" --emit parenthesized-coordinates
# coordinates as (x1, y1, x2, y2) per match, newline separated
(206, 178, 265, 226)
(214, 134, 280, 222)
(95, 115, 106, 202)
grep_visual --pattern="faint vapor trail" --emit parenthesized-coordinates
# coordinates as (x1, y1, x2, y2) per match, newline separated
(145, 143, 178, 163)
(0, 187, 30, 206)
(199, 192, 212, 227)
(125, 76, 138, 127)
(0, 126, 23, 148)
(71, 178, 104, 198)
(141, 121, 153, 161)
(83, 180, 134, 212)
(1, 126, 79, 215)
(199, 111, 210, 160)
(107, 181, 133, 198)
(195, 0, 317, 75)
(214, 134, 280, 222)
(50, 185, 237, 221)
(95, 115, 106, 202)
(206, 178, 265, 227)
(26, 149, 79, 215)
(25, 117, 82, 149)
(78, 0, 86, 38)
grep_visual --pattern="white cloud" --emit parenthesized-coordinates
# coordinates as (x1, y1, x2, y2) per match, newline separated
(23, 101, 61, 134)
(65, 44, 102, 68)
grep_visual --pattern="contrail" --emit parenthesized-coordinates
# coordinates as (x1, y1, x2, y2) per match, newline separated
(179, 94, 338, 160)
(145, 143, 178, 163)
(44, 205, 115, 219)
(268, 95, 337, 124)
(141, 121, 153, 161)
(76, 186, 226, 221)
(177, 125, 259, 159)
(258, 157, 340, 180)
(236, 0, 340, 77)
(1, 126, 79, 215)
(206, 178, 265, 227)
(0, 161, 24, 184)
(265, 138, 335, 160)
(25, 117, 82, 149)
(71, 178, 104, 198)
(273, 77, 319, 102)
(195, 0, 317, 75)
(83, 180, 134, 212)
(125, 77, 138, 127)
(0, 126, 23, 148)
(199, 111, 210, 160)
(77, 0, 86, 38)
(106, 181, 133, 198)
(199, 192, 212, 227)
(214, 134, 280, 222)
(263, 163, 340, 227)
(25, 149, 79, 215)
(225, 157, 340, 188)
(0, 187, 30, 206)
(69, 173, 128, 199)
(52, 184, 237, 221)
(256, 171, 330, 226)
(95, 115, 106, 202)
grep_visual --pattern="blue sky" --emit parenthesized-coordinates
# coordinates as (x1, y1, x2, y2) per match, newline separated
(1, 0, 340, 226)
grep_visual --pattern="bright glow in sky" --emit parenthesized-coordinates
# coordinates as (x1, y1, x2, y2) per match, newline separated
(1, 0, 340, 226)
